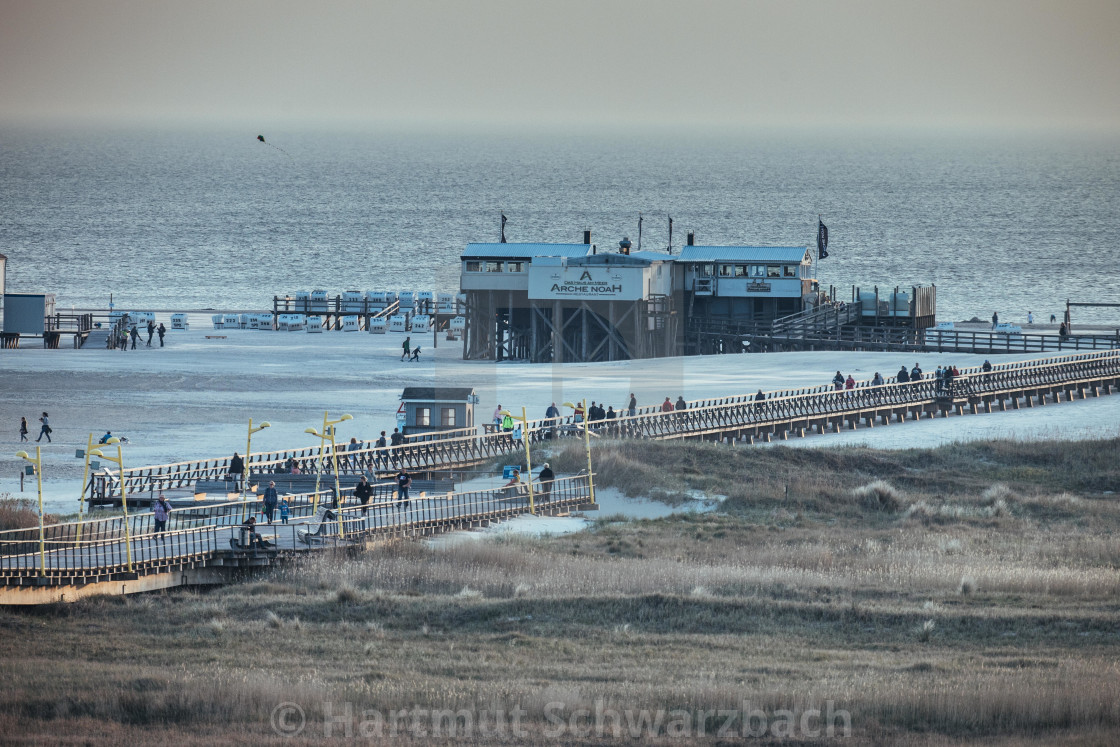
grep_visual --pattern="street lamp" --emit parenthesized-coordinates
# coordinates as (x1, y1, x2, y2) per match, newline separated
(305, 412, 352, 532)
(499, 408, 536, 515)
(15, 448, 46, 575)
(563, 399, 596, 505)
(243, 418, 271, 519)
(89, 437, 133, 572)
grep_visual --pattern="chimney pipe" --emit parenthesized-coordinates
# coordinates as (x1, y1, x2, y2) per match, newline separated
(583, 229, 591, 244)
(686, 231, 695, 246)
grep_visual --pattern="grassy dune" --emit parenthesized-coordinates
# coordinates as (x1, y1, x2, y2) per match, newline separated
(1, 439, 1118, 744)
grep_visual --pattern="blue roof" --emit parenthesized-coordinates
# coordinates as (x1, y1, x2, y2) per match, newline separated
(625, 250, 677, 262)
(676, 245, 810, 263)
(462, 243, 592, 259)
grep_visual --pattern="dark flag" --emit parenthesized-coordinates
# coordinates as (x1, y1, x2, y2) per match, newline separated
(500, 213, 507, 244)
(817, 218, 829, 260)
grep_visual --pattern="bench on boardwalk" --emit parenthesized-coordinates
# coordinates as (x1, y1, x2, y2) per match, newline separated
(297, 507, 339, 545)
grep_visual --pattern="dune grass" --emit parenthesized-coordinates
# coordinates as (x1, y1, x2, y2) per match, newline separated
(1, 438, 1119, 743)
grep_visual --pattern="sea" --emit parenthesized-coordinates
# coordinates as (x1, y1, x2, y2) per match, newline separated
(3, 124, 1120, 325)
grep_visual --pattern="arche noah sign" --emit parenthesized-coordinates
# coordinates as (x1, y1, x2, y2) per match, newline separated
(528, 265, 644, 300)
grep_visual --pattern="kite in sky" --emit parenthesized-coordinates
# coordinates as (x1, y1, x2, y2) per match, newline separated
(255, 134, 292, 158)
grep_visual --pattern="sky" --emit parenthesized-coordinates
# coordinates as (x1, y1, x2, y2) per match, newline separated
(1, 0, 1119, 131)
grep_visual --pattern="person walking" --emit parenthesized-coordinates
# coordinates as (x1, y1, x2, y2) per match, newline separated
(19, 417, 28, 442)
(36, 412, 51, 443)
(228, 452, 245, 485)
(832, 371, 844, 390)
(278, 498, 290, 524)
(628, 393, 637, 418)
(146, 320, 155, 347)
(991, 311, 999, 330)
(871, 372, 884, 386)
(1027, 311, 1034, 326)
(354, 475, 373, 516)
(897, 365, 910, 383)
(346, 437, 361, 472)
(129, 325, 139, 349)
(410, 346, 421, 362)
(675, 395, 687, 411)
(261, 480, 279, 524)
(661, 397, 674, 412)
(152, 492, 172, 535)
(396, 468, 412, 507)
(845, 374, 855, 390)
(401, 336, 411, 361)
(537, 462, 554, 502)
(119, 327, 128, 351)
(157, 323, 166, 347)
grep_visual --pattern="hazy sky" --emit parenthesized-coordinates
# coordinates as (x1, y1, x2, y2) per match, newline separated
(1, 0, 1118, 131)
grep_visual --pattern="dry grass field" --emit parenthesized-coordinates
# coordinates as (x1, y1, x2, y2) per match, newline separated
(1, 438, 1119, 744)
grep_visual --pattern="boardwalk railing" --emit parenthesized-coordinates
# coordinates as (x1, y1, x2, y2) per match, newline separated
(90, 350, 1120, 501)
(695, 316, 1120, 355)
(1, 474, 593, 580)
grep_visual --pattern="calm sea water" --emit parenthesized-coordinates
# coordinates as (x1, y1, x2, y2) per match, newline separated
(3, 125, 1119, 324)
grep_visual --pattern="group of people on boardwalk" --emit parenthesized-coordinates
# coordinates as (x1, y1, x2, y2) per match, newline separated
(114, 321, 166, 351)
(831, 360, 986, 394)
(18, 413, 51, 443)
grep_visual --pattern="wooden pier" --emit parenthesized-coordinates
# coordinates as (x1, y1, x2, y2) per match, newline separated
(84, 350, 1120, 508)
(0, 475, 594, 604)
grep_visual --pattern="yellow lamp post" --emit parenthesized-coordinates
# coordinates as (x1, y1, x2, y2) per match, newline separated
(242, 418, 271, 519)
(499, 408, 536, 515)
(15, 448, 46, 575)
(305, 412, 352, 534)
(563, 399, 595, 505)
(89, 437, 133, 572)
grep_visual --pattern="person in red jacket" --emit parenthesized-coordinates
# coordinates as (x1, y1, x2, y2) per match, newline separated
(661, 397, 674, 412)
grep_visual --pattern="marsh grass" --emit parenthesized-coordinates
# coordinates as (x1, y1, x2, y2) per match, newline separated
(4, 438, 1120, 743)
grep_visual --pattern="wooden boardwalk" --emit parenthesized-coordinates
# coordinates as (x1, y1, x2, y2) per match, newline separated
(0, 475, 594, 604)
(692, 316, 1120, 355)
(89, 349, 1120, 505)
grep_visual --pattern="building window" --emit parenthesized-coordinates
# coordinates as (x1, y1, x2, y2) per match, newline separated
(416, 407, 431, 426)
(465, 261, 481, 272)
(698, 263, 714, 277)
(485, 261, 503, 272)
(719, 264, 735, 277)
(441, 407, 456, 427)
(735, 265, 748, 277)
(767, 265, 781, 278)
(784, 265, 798, 277)
(750, 266, 766, 278)
(506, 261, 524, 273)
